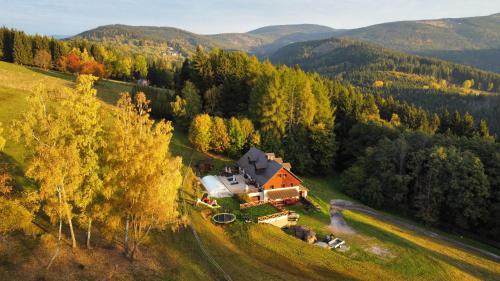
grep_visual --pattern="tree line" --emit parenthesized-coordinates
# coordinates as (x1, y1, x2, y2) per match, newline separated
(0, 75, 182, 260)
(271, 37, 500, 93)
(342, 129, 499, 241)
(373, 85, 500, 137)
(0, 27, 179, 87)
(189, 114, 261, 156)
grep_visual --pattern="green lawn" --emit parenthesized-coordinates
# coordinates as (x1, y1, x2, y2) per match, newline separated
(242, 203, 279, 221)
(0, 61, 131, 169)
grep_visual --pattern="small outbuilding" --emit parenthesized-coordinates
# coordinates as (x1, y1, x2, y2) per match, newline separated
(200, 175, 232, 198)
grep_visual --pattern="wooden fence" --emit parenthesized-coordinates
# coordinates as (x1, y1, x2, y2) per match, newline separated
(240, 200, 266, 209)
(257, 211, 289, 223)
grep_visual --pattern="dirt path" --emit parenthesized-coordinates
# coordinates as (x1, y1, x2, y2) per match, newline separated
(330, 199, 500, 262)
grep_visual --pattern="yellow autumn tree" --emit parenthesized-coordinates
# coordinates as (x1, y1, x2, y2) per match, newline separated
(104, 92, 182, 259)
(13, 86, 83, 248)
(0, 123, 37, 236)
(71, 75, 105, 249)
(14, 75, 105, 249)
(373, 80, 384, 88)
(188, 114, 212, 152)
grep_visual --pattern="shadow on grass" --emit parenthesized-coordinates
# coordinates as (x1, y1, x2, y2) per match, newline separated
(345, 214, 499, 280)
(29, 68, 76, 83)
(0, 152, 35, 192)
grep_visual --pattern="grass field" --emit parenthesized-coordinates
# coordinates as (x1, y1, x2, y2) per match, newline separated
(243, 203, 280, 220)
(0, 61, 499, 281)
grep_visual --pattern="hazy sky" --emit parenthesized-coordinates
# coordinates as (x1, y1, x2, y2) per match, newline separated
(1, 0, 499, 35)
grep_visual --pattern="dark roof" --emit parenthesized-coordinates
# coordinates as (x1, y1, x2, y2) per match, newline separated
(237, 147, 301, 187)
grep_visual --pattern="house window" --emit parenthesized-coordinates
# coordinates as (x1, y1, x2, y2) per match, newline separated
(283, 174, 287, 178)
(271, 185, 274, 189)
(282, 184, 285, 187)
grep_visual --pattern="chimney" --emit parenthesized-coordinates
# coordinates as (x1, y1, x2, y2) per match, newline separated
(265, 153, 275, 161)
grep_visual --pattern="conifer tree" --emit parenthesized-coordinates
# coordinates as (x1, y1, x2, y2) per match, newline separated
(170, 81, 201, 127)
(12, 31, 32, 65)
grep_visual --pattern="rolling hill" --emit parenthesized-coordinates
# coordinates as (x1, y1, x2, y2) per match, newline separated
(73, 13, 500, 72)
(270, 37, 500, 135)
(270, 37, 500, 90)
(338, 13, 500, 72)
(73, 24, 340, 56)
(343, 13, 500, 52)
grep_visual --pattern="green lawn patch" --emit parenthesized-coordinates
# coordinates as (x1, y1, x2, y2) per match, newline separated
(242, 203, 280, 221)
(217, 197, 241, 212)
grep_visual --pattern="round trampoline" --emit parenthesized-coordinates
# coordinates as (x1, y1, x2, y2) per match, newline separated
(212, 213, 236, 224)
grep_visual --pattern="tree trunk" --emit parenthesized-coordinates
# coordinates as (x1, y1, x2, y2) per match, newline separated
(66, 208, 77, 248)
(124, 216, 129, 255)
(57, 187, 63, 241)
(86, 218, 92, 249)
(61, 184, 77, 248)
(129, 241, 137, 260)
(58, 217, 62, 241)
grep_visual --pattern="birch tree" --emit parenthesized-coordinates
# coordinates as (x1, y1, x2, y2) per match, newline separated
(13, 87, 82, 248)
(71, 75, 104, 249)
(104, 92, 182, 259)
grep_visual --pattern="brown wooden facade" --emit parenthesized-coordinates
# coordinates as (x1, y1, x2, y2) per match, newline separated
(262, 167, 301, 190)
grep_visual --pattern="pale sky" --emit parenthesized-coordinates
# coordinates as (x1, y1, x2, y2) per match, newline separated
(1, 0, 499, 36)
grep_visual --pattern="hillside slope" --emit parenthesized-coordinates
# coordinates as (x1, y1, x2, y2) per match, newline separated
(270, 37, 500, 91)
(1, 62, 499, 280)
(72, 14, 500, 71)
(73, 24, 341, 56)
(340, 13, 500, 72)
(270, 37, 500, 135)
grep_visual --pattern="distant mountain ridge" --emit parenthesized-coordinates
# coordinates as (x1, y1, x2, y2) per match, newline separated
(338, 13, 500, 72)
(73, 23, 340, 56)
(73, 13, 500, 72)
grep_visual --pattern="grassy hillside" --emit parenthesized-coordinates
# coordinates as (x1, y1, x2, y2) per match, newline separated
(0, 62, 499, 280)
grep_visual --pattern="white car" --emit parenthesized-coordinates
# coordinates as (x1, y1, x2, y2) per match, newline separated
(328, 238, 346, 249)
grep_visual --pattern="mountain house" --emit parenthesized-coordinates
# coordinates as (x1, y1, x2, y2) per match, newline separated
(236, 147, 308, 203)
(200, 147, 308, 204)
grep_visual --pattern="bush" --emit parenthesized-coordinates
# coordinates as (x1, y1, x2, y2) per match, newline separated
(33, 50, 51, 69)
